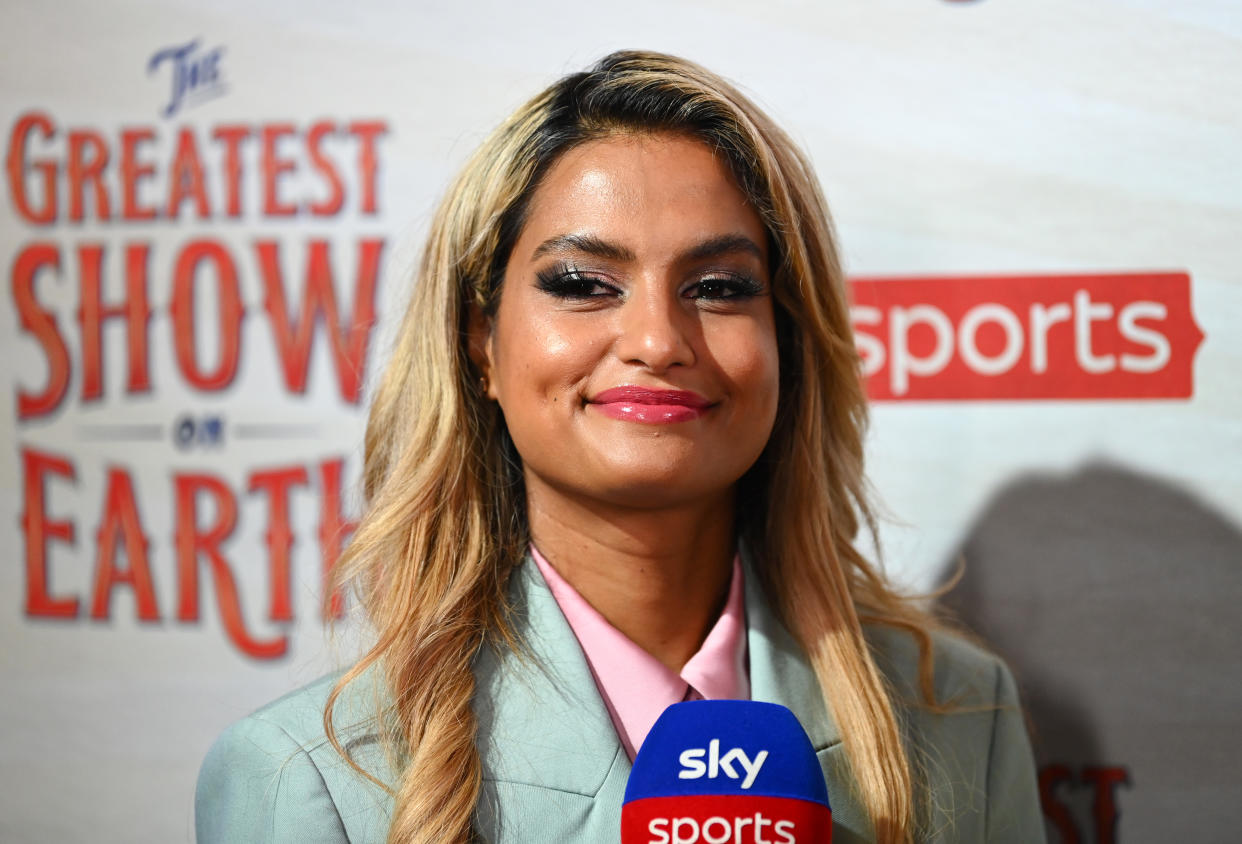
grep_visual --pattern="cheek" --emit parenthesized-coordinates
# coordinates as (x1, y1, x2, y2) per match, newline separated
(709, 320, 781, 408)
(491, 316, 601, 405)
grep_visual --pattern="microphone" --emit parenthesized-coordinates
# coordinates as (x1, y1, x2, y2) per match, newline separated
(622, 700, 832, 844)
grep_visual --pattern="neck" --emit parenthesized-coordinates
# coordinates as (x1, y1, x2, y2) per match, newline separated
(525, 480, 736, 673)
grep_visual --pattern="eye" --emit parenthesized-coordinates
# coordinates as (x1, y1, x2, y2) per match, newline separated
(684, 275, 765, 300)
(535, 266, 619, 300)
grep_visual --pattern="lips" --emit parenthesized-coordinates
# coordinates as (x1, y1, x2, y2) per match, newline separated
(588, 386, 713, 424)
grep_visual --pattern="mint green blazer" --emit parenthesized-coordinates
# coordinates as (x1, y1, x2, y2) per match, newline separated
(196, 560, 1044, 842)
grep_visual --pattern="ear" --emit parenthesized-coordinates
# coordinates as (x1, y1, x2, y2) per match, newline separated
(466, 302, 498, 400)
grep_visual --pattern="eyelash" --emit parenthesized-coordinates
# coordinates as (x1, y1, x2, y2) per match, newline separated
(687, 276, 765, 300)
(535, 265, 764, 301)
(535, 267, 616, 299)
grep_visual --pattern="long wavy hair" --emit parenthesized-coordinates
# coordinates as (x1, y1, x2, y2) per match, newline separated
(325, 50, 943, 844)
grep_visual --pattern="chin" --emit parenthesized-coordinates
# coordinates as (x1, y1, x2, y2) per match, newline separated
(595, 481, 728, 511)
(587, 461, 742, 510)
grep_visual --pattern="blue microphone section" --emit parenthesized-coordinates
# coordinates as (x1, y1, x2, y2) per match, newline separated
(622, 700, 833, 843)
(625, 700, 830, 805)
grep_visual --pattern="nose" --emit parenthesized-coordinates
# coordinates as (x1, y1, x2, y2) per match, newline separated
(614, 281, 697, 373)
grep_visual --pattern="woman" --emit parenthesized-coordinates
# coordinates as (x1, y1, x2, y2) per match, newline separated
(196, 51, 1043, 843)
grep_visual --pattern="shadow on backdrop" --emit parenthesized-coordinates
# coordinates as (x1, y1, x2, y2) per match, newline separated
(939, 461, 1242, 844)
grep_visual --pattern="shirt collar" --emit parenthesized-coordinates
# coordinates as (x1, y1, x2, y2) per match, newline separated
(531, 546, 749, 759)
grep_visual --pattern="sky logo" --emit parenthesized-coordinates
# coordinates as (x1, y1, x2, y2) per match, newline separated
(678, 741, 769, 790)
(623, 701, 832, 843)
(147, 38, 227, 118)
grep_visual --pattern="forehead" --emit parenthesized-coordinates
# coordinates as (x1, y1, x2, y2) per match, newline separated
(514, 132, 767, 258)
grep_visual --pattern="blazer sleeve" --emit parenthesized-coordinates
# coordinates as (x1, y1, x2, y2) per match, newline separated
(195, 715, 349, 844)
(985, 660, 1047, 843)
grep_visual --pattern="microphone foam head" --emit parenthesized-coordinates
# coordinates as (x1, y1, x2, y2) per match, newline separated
(622, 700, 832, 843)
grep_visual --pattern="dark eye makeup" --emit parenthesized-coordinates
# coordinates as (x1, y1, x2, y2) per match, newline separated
(535, 265, 617, 299)
(685, 276, 766, 300)
(534, 262, 765, 302)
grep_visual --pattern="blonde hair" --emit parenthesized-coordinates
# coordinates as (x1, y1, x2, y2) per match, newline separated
(326, 50, 943, 844)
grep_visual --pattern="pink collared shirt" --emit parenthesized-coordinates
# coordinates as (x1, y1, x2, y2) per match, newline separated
(531, 546, 749, 760)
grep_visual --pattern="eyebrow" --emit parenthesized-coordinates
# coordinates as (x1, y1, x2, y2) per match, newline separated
(530, 232, 765, 264)
(532, 234, 634, 262)
(683, 233, 765, 263)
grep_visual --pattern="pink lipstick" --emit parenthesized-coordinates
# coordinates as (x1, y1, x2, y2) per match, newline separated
(588, 386, 713, 424)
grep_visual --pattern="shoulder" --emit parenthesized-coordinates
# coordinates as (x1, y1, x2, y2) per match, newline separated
(196, 669, 395, 844)
(864, 623, 1046, 842)
(865, 622, 1015, 710)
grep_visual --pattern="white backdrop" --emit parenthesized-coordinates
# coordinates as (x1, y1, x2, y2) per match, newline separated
(2, 1, 1238, 842)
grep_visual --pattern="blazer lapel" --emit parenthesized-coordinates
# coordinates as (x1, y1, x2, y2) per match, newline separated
(743, 557, 876, 842)
(473, 560, 631, 841)
(743, 558, 843, 752)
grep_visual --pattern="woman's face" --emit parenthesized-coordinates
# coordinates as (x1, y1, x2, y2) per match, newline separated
(476, 132, 780, 511)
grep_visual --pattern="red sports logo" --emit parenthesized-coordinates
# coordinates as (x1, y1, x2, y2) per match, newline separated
(849, 271, 1203, 400)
